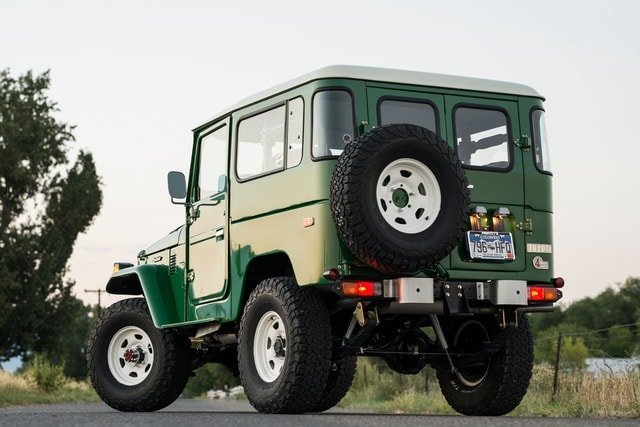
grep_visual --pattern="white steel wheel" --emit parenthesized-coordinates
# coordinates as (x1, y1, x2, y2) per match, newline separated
(107, 325, 155, 386)
(253, 310, 287, 383)
(375, 157, 442, 234)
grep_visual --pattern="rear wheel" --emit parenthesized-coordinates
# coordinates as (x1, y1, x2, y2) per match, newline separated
(238, 277, 332, 413)
(309, 356, 357, 412)
(437, 315, 533, 416)
(87, 298, 191, 412)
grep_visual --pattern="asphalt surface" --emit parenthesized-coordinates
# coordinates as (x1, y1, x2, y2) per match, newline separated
(1, 399, 637, 427)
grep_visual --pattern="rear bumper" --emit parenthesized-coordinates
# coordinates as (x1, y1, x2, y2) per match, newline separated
(341, 277, 560, 315)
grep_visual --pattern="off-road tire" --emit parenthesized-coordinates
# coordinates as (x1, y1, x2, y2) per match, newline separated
(86, 298, 191, 412)
(437, 315, 534, 416)
(309, 356, 357, 412)
(330, 124, 469, 273)
(238, 277, 332, 413)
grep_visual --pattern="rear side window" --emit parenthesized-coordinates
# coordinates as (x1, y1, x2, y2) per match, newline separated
(531, 109, 551, 174)
(237, 106, 286, 180)
(379, 99, 437, 133)
(454, 107, 510, 170)
(312, 90, 355, 158)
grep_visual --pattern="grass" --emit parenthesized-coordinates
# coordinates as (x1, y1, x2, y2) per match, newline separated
(339, 359, 640, 418)
(0, 370, 99, 408)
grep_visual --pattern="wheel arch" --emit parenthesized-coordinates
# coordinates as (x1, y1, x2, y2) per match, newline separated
(105, 264, 183, 328)
(236, 251, 296, 318)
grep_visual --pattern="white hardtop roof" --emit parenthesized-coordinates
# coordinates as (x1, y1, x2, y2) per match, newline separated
(198, 65, 542, 129)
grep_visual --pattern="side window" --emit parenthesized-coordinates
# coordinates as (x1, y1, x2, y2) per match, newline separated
(379, 99, 437, 133)
(312, 90, 355, 158)
(287, 97, 304, 168)
(531, 109, 551, 173)
(237, 105, 286, 180)
(454, 107, 510, 169)
(198, 124, 228, 200)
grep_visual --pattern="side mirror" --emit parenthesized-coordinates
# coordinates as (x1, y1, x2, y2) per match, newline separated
(167, 171, 187, 204)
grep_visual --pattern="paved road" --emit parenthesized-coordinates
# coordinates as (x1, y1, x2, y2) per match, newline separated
(1, 399, 636, 427)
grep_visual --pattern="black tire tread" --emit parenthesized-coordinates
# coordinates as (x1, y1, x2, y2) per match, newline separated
(310, 356, 357, 412)
(238, 277, 332, 414)
(437, 315, 534, 416)
(87, 298, 191, 412)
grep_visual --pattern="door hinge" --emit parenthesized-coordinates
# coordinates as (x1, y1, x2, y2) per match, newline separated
(517, 218, 533, 235)
(514, 135, 531, 151)
(187, 269, 195, 283)
(358, 121, 375, 136)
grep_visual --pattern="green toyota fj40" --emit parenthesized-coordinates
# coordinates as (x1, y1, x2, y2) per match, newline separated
(87, 66, 563, 415)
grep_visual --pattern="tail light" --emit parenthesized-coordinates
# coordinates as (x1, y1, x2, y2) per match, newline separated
(528, 286, 561, 302)
(341, 281, 382, 298)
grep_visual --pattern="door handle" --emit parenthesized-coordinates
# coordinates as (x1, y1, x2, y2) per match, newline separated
(215, 227, 224, 239)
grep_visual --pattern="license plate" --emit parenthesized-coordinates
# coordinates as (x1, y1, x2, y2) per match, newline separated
(467, 231, 515, 260)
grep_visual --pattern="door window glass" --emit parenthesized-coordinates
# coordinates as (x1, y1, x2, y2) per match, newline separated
(237, 105, 286, 180)
(379, 99, 437, 132)
(312, 90, 355, 158)
(198, 124, 228, 200)
(454, 107, 510, 169)
(531, 109, 551, 173)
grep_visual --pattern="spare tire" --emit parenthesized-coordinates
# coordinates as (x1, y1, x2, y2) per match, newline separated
(330, 124, 469, 274)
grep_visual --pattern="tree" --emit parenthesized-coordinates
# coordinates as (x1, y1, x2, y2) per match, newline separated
(0, 69, 102, 376)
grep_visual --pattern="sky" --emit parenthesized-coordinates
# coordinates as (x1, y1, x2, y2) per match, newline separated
(1, 0, 639, 309)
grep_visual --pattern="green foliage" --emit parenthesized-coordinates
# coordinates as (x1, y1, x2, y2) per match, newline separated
(0, 69, 102, 378)
(529, 277, 640, 359)
(533, 324, 589, 370)
(183, 363, 240, 398)
(24, 354, 67, 392)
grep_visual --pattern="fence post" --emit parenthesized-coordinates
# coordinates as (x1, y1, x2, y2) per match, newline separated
(552, 332, 562, 401)
(424, 367, 430, 394)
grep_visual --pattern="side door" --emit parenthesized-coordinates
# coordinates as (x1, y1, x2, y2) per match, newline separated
(188, 118, 230, 305)
(445, 95, 526, 272)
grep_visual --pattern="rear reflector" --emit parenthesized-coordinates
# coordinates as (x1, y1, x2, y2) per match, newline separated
(528, 286, 560, 302)
(341, 281, 381, 298)
(553, 277, 565, 289)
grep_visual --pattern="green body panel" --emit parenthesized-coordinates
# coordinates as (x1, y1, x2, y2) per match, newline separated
(107, 264, 184, 328)
(110, 72, 556, 329)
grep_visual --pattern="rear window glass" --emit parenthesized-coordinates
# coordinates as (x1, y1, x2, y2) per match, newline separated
(454, 107, 510, 170)
(531, 109, 551, 173)
(379, 99, 437, 133)
(312, 90, 355, 158)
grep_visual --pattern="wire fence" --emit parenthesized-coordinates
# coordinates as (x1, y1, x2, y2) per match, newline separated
(536, 322, 640, 401)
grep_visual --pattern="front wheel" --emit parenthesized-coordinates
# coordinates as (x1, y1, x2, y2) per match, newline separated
(86, 298, 191, 412)
(437, 314, 533, 416)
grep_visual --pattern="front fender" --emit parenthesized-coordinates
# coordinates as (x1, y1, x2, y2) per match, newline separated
(106, 264, 184, 328)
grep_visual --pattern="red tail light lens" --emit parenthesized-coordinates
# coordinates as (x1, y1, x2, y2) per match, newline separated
(341, 281, 381, 298)
(553, 277, 565, 288)
(528, 286, 560, 302)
